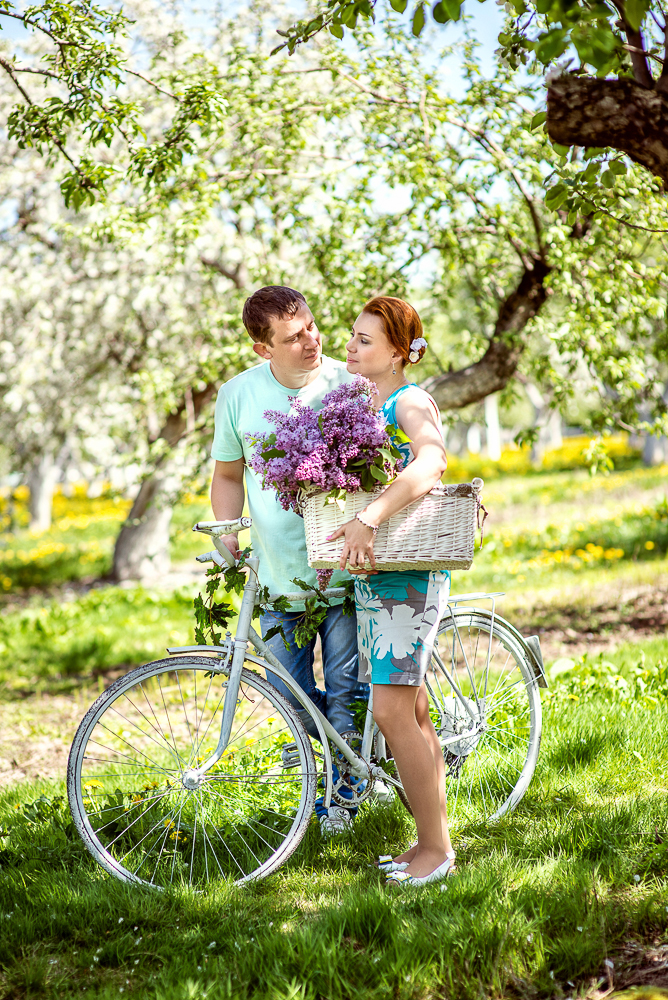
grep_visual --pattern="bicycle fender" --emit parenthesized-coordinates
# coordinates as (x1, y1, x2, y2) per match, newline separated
(440, 609, 548, 689)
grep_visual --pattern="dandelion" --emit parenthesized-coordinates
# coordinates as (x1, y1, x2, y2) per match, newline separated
(645, 540, 655, 550)
(633, 874, 640, 882)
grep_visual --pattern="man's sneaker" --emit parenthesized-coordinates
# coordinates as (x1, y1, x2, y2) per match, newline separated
(314, 762, 358, 835)
(319, 805, 354, 837)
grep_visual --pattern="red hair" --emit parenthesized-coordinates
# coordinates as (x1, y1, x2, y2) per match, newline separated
(361, 296, 425, 366)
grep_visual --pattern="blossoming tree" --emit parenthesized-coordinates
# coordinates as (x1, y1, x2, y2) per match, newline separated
(1, 4, 666, 581)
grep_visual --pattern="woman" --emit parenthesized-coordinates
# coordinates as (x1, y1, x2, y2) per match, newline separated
(327, 296, 455, 888)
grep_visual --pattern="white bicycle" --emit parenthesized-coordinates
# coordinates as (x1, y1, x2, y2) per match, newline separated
(67, 517, 547, 887)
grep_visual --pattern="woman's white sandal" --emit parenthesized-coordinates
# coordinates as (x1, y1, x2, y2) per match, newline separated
(376, 855, 409, 873)
(385, 851, 456, 888)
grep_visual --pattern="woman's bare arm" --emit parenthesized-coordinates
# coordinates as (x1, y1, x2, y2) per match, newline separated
(327, 389, 446, 570)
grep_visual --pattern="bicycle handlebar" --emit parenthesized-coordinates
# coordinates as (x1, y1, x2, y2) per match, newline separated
(193, 518, 252, 535)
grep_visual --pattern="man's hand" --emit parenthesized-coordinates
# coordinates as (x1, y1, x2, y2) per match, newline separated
(221, 534, 240, 559)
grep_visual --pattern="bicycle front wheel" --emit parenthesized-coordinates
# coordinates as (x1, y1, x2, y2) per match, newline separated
(425, 609, 542, 828)
(67, 655, 317, 887)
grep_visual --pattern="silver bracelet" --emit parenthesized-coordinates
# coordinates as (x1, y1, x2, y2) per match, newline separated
(355, 511, 379, 536)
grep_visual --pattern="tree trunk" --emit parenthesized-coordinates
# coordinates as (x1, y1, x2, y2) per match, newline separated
(27, 452, 61, 532)
(112, 475, 174, 581)
(484, 393, 502, 461)
(642, 433, 667, 465)
(421, 257, 551, 410)
(546, 75, 668, 185)
(111, 383, 217, 582)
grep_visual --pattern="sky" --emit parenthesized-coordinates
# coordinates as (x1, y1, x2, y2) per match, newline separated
(0, 0, 506, 73)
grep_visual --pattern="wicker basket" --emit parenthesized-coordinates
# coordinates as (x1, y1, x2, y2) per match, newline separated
(302, 478, 485, 572)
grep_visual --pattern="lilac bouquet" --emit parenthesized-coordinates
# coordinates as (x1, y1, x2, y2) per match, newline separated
(247, 376, 406, 515)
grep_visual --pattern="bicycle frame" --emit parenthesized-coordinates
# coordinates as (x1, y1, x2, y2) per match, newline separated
(167, 519, 543, 808)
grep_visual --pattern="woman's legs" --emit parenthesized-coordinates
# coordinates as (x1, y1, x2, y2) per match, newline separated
(373, 682, 452, 877)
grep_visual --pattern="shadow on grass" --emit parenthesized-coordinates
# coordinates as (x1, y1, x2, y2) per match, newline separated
(1, 698, 668, 998)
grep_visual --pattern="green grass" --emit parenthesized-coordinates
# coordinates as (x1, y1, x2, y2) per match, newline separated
(1, 646, 667, 999)
(0, 489, 212, 594)
(0, 587, 198, 695)
(2, 469, 668, 997)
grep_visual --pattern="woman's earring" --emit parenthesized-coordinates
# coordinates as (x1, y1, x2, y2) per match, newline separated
(392, 362, 396, 375)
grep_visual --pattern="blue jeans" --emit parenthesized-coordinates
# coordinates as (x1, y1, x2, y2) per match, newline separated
(260, 603, 368, 741)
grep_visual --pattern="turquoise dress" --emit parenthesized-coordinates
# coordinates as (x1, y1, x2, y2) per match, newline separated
(354, 385, 451, 686)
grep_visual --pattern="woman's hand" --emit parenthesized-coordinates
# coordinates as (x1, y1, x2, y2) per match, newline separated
(327, 518, 377, 572)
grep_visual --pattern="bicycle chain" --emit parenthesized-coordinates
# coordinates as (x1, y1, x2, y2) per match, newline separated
(327, 730, 374, 807)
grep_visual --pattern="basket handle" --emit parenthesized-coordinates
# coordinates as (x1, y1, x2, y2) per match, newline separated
(477, 501, 489, 549)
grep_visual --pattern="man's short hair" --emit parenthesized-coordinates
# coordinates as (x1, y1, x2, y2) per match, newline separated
(242, 286, 307, 344)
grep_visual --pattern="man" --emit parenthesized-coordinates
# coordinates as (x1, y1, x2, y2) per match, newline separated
(210, 285, 368, 835)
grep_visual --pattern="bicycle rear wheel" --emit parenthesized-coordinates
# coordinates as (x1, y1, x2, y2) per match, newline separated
(67, 655, 317, 887)
(425, 609, 542, 828)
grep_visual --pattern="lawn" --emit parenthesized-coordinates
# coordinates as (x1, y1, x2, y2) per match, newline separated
(1, 465, 667, 999)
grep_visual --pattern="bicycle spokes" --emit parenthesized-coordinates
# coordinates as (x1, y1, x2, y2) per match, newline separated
(70, 659, 316, 886)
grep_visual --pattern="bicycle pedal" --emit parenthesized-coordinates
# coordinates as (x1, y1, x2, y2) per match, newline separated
(281, 744, 300, 768)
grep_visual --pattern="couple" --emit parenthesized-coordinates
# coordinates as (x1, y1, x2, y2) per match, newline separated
(210, 285, 455, 887)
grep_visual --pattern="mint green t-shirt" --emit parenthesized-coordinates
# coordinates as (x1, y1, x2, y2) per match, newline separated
(211, 356, 354, 606)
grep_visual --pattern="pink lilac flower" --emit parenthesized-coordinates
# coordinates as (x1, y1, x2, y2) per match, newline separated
(316, 568, 334, 590)
(247, 376, 402, 513)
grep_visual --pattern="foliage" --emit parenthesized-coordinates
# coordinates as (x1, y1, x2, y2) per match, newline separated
(2, 4, 667, 508)
(445, 434, 642, 480)
(247, 377, 407, 512)
(192, 549, 356, 650)
(545, 648, 668, 710)
(277, 0, 667, 88)
(1, 649, 667, 998)
(0, 0, 229, 208)
(480, 494, 668, 581)
(278, 0, 668, 213)
(0, 586, 196, 693)
(0, 488, 130, 591)
(297, 36, 668, 434)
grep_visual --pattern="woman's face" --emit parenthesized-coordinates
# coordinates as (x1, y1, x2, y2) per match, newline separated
(346, 311, 402, 379)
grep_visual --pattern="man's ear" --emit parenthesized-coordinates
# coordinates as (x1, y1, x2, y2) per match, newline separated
(253, 341, 272, 361)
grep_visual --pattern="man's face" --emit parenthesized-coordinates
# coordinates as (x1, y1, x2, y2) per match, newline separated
(253, 304, 321, 372)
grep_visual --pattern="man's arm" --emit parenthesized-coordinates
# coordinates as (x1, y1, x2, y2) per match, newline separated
(210, 458, 245, 557)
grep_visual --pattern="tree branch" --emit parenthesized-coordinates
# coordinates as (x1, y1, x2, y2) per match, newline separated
(125, 69, 179, 101)
(611, 0, 654, 87)
(0, 54, 82, 174)
(547, 75, 668, 184)
(658, 22, 668, 93)
(199, 256, 247, 289)
(420, 256, 552, 409)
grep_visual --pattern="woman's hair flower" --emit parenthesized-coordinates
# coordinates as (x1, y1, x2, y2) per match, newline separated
(409, 337, 427, 363)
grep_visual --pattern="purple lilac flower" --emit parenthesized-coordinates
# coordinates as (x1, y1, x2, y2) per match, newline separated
(247, 376, 402, 513)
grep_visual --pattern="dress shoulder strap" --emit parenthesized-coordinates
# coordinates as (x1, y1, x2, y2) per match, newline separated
(379, 383, 415, 426)
(380, 383, 439, 426)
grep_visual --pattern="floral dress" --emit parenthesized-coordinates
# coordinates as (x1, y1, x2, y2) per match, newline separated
(354, 384, 451, 686)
